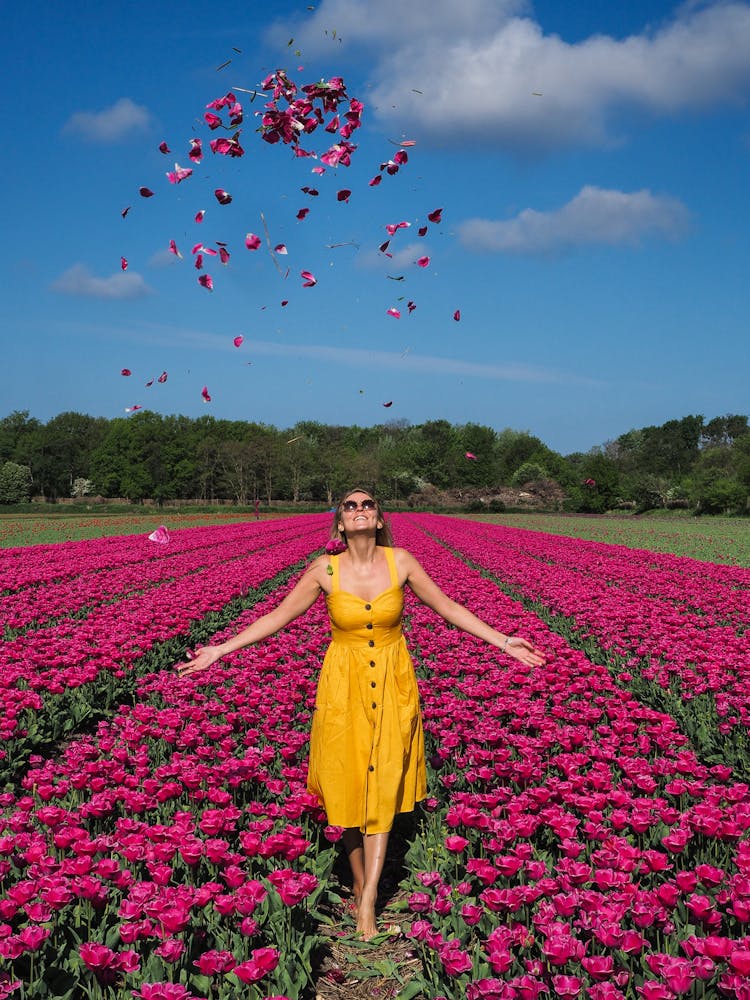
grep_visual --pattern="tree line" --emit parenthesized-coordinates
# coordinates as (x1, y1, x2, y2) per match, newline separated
(0, 410, 748, 515)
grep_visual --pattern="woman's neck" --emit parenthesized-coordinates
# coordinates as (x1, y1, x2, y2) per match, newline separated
(345, 535, 379, 564)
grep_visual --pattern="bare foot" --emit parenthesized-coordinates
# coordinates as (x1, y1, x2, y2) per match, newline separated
(356, 890, 378, 940)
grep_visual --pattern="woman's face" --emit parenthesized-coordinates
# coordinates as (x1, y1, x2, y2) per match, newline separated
(338, 491, 380, 534)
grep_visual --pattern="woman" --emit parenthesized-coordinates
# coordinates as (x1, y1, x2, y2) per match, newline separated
(177, 488, 545, 939)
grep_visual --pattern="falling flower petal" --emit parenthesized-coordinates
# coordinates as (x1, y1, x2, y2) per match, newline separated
(465, 451, 477, 460)
(385, 221, 410, 235)
(189, 138, 203, 163)
(427, 208, 443, 223)
(148, 525, 170, 544)
(145, 378, 154, 387)
(337, 189, 351, 202)
(201, 385, 212, 402)
(418, 226, 428, 237)
(125, 405, 142, 412)
(198, 274, 213, 291)
(245, 233, 262, 250)
(139, 187, 154, 198)
(301, 270, 317, 287)
(121, 206, 131, 218)
(168, 239, 182, 259)
(233, 335, 244, 348)
(274, 244, 288, 254)
(379, 240, 391, 253)
(387, 307, 401, 319)
(121, 257, 128, 271)
(167, 162, 193, 184)
(382, 400, 393, 407)
(281, 299, 289, 307)
(121, 369, 132, 376)
(416, 256, 430, 268)
(301, 186, 319, 196)
(296, 208, 310, 220)
(195, 209, 206, 223)
(214, 188, 232, 205)
(157, 371, 168, 383)
(407, 301, 416, 313)
(158, 141, 171, 154)
(195, 253, 204, 270)
(219, 247, 230, 265)
(453, 309, 461, 322)
(311, 166, 326, 174)
(369, 175, 382, 187)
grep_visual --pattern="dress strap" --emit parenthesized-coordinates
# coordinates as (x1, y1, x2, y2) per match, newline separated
(383, 545, 399, 588)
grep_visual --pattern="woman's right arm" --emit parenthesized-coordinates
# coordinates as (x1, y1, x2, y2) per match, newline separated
(176, 556, 328, 678)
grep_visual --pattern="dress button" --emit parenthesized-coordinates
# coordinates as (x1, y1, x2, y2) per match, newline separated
(366, 622, 373, 630)
(365, 604, 372, 611)
(371, 681, 376, 688)
(368, 640, 374, 647)
(369, 765, 374, 772)
(369, 660, 375, 667)
(371, 702, 377, 709)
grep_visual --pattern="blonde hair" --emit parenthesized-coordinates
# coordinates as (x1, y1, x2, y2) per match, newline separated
(330, 487, 394, 547)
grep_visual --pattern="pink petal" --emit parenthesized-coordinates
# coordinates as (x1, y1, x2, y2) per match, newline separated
(145, 378, 154, 387)
(121, 257, 128, 271)
(245, 234, 261, 250)
(281, 300, 289, 307)
(195, 209, 206, 223)
(125, 405, 143, 412)
(158, 141, 171, 154)
(120, 369, 132, 376)
(399, 139, 417, 147)
(379, 240, 391, 253)
(198, 274, 213, 291)
(201, 385, 212, 402)
(167, 163, 193, 184)
(233, 336, 244, 348)
(465, 452, 477, 460)
(387, 307, 401, 319)
(296, 208, 310, 220)
(428, 208, 443, 223)
(418, 226, 428, 237)
(274, 244, 288, 255)
(369, 175, 382, 187)
(416, 256, 430, 268)
(382, 401, 393, 407)
(121, 206, 131, 218)
(168, 239, 182, 259)
(157, 371, 168, 383)
(301, 186, 319, 197)
(139, 187, 154, 198)
(453, 309, 461, 322)
(385, 221, 410, 235)
(148, 525, 170, 544)
(189, 138, 203, 163)
(204, 112, 222, 129)
(337, 189, 351, 202)
(194, 254, 203, 270)
(312, 166, 326, 175)
(301, 270, 317, 287)
(214, 188, 232, 205)
(219, 247, 230, 265)
(407, 301, 416, 313)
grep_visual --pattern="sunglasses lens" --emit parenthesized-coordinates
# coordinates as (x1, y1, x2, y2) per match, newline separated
(361, 499, 376, 509)
(342, 501, 357, 511)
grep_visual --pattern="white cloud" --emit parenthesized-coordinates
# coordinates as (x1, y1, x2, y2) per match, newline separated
(279, 1, 750, 152)
(458, 185, 690, 254)
(51, 264, 153, 299)
(356, 240, 430, 271)
(61, 97, 152, 143)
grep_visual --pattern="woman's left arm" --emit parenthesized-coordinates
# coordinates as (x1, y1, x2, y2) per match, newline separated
(398, 548, 546, 667)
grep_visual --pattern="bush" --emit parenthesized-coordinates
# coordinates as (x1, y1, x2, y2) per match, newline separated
(0, 462, 32, 504)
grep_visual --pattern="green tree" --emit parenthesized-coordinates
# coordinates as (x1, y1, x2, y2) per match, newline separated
(0, 462, 32, 504)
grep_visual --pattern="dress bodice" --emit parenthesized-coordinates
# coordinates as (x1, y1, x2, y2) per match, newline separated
(325, 547, 404, 647)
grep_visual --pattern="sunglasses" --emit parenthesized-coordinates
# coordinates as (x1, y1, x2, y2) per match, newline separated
(341, 498, 377, 512)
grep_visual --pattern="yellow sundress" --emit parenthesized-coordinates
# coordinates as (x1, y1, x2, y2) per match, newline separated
(307, 546, 427, 834)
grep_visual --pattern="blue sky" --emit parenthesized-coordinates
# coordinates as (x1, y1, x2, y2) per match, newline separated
(3, 0, 749, 455)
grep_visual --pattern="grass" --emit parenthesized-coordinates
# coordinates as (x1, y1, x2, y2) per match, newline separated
(457, 511, 750, 566)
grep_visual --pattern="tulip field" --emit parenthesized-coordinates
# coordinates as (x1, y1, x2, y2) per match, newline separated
(1, 514, 750, 999)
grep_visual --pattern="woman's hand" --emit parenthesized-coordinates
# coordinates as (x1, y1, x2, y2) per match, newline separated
(504, 636, 546, 667)
(175, 645, 224, 679)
